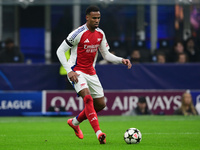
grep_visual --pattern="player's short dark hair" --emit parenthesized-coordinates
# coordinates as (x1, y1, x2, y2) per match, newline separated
(86, 5, 100, 15)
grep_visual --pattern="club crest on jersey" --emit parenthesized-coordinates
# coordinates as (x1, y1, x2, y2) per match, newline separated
(97, 38, 101, 42)
(84, 39, 90, 43)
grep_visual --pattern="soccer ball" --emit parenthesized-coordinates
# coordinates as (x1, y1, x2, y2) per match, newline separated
(124, 128, 142, 144)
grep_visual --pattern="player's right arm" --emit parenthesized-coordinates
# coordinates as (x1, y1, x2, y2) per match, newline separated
(56, 40, 73, 73)
(57, 26, 84, 83)
(56, 40, 80, 83)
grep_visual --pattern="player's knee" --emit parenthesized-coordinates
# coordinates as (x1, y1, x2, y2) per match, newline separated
(83, 95, 93, 104)
(95, 102, 106, 112)
(100, 103, 106, 110)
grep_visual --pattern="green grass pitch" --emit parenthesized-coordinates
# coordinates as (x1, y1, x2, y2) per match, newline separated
(0, 116, 200, 150)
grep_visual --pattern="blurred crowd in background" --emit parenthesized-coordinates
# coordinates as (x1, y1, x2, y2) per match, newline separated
(0, 37, 200, 64)
(0, 4, 200, 64)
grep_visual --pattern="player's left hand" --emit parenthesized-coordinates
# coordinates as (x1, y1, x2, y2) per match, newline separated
(122, 59, 132, 69)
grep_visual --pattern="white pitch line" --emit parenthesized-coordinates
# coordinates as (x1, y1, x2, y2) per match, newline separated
(143, 132, 200, 135)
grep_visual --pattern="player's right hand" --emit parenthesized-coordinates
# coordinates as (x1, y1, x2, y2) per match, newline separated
(68, 71, 80, 83)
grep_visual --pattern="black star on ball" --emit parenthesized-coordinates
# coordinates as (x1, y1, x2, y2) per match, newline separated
(136, 137, 141, 143)
(134, 129, 139, 134)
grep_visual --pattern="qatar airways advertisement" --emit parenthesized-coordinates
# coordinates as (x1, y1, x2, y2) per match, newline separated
(43, 90, 187, 115)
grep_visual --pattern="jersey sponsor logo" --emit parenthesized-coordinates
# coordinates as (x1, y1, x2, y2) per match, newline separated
(84, 44, 99, 53)
(84, 39, 90, 43)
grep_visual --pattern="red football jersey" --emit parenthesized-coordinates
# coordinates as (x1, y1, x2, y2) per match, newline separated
(66, 24, 109, 75)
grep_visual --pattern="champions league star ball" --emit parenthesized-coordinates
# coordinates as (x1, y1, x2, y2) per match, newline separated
(124, 128, 142, 144)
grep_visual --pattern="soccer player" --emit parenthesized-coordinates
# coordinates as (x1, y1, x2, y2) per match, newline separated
(56, 5, 132, 144)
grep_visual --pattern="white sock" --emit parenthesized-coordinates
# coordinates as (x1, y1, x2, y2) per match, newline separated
(96, 130, 102, 138)
(72, 117, 80, 126)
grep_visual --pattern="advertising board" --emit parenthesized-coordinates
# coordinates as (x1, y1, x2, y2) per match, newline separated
(43, 90, 186, 115)
(0, 92, 42, 116)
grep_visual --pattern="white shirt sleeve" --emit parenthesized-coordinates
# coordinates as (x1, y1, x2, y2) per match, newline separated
(99, 31, 123, 64)
(56, 40, 73, 73)
(56, 26, 84, 74)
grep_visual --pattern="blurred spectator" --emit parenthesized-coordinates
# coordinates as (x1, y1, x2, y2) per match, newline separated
(130, 50, 141, 64)
(156, 52, 166, 63)
(176, 52, 189, 63)
(48, 106, 65, 112)
(123, 96, 152, 116)
(184, 37, 200, 62)
(174, 91, 197, 116)
(169, 41, 185, 62)
(156, 40, 171, 62)
(0, 38, 24, 63)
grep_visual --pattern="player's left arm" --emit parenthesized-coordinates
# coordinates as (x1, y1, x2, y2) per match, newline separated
(100, 48, 132, 69)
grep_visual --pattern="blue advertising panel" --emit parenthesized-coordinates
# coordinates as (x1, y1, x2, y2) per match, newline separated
(0, 92, 42, 116)
(191, 90, 200, 106)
